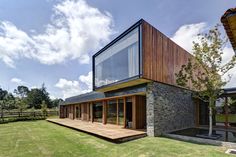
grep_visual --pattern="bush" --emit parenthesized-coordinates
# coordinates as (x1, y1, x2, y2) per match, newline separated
(0, 116, 46, 124)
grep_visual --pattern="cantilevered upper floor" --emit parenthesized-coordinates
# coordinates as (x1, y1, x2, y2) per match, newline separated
(93, 19, 194, 92)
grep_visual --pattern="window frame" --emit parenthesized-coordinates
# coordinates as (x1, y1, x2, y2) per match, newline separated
(92, 19, 143, 90)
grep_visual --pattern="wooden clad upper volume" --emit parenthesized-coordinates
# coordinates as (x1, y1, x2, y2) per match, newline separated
(141, 20, 193, 87)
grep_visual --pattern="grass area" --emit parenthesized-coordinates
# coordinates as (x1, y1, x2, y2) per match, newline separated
(216, 114, 236, 123)
(0, 121, 231, 157)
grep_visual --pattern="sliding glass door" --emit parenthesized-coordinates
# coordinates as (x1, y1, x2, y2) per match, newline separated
(118, 99, 124, 125)
(93, 102, 103, 123)
(107, 100, 117, 124)
(75, 105, 81, 119)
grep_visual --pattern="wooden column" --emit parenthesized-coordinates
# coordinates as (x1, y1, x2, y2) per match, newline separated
(90, 103, 93, 122)
(102, 101, 107, 124)
(123, 97, 126, 128)
(81, 104, 86, 121)
(132, 96, 137, 129)
(73, 104, 76, 119)
(225, 97, 229, 129)
(87, 103, 90, 121)
(116, 99, 119, 125)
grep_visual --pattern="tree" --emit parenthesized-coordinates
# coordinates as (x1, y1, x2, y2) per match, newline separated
(175, 25, 236, 136)
(26, 84, 51, 109)
(0, 88, 8, 120)
(41, 100, 47, 118)
(4, 93, 15, 110)
(14, 86, 29, 98)
(50, 98, 63, 108)
(15, 98, 27, 116)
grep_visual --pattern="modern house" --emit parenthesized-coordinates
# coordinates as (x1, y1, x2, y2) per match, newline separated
(59, 19, 206, 137)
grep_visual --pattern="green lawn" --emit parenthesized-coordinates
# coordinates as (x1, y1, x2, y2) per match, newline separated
(0, 121, 231, 157)
(216, 114, 236, 123)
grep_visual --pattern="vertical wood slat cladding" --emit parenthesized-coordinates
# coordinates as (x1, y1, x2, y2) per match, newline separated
(134, 95, 146, 129)
(142, 21, 192, 87)
(81, 104, 89, 121)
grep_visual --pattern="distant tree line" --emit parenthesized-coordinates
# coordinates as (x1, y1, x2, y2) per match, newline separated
(0, 84, 62, 113)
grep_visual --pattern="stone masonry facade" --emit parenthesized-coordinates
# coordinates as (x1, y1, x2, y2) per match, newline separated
(146, 81, 195, 136)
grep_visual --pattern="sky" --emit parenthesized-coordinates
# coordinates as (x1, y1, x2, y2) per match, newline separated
(0, 0, 235, 99)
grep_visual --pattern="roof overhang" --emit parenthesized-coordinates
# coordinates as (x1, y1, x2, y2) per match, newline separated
(221, 8, 236, 54)
(221, 87, 236, 97)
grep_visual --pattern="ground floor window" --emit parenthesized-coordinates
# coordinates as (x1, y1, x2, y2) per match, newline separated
(118, 99, 124, 125)
(107, 100, 117, 124)
(93, 102, 103, 123)
(75, 105, 81, 119)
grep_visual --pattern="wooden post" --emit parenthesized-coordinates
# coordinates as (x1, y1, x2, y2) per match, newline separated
(123, 97, 126, 128)
(90, 103, 93, 122)
(225, 97, 229, 129)
(102, 101, 107, 124)
(116, 99, 119, 125)
(132, 96, 137, 129)
(87, 103, 90, 121)
(73, 104, 75, 119)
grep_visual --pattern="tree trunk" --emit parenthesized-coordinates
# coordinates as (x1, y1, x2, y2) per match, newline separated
(208, 97, 213, 136)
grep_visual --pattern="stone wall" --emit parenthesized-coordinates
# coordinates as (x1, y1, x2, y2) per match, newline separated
(146, 82, 195, 136)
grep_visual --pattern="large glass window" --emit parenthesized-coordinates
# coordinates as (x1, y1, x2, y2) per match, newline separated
(107, 100, 117, 124)
(94, 27, 140, 88)
(93, 102, 103, 123)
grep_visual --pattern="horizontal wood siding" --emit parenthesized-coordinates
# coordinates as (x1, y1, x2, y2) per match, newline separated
(142, 21, 192, 87)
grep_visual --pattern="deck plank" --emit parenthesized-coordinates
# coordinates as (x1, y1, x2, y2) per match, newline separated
(47, 118, 146, 141)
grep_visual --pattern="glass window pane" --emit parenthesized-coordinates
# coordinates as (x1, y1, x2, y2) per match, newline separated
(76, 105, 81, 119)
(107, 100, 117, 124)
(93, 102, 103, 123)
(95, 27, 140, 88)
(118, 99, 124, 125)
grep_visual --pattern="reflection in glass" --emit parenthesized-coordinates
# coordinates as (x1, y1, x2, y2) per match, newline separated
(118, 99, 124, 125)
(76, 105, 81, 119)
(93, 102, 103, 123)
(95, 27, 140, 88)
(107, 100, 117, 124)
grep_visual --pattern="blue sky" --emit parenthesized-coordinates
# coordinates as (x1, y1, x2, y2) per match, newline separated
(0, 0, 235, 99)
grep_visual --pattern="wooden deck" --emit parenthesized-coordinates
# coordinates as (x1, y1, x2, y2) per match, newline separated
(47, 118, 146, 142)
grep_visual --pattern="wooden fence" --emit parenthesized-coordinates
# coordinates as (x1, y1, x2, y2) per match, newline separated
(0, 111, 58, 119)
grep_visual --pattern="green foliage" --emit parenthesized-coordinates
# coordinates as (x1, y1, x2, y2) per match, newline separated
(15, 98, 27, 114)
(175, 24, 236, 136)
(0, 83, 62, 112)
(0, 116, 46, 124)
(27, 84, 52, 109)
(176, 25, 236, 100)
(50, 98, 63, 108)
(14, 86, 29, 98)
(41, 100, 47, 117)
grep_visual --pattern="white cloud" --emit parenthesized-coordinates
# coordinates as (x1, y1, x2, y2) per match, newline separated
(171, 22, 207, 53)
(0, 0, 114, 67)
(79, 71, 92, 90)
(10, 78, 26, 85)
(55, 71, 92, 99)
(222, 47, 236, 88)
(171, 22, 236, 88)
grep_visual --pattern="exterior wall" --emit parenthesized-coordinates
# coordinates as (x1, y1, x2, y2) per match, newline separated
(141, 21, 194, 88)
(105, 84, 146, 97)
(146, 81, 195, 136)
